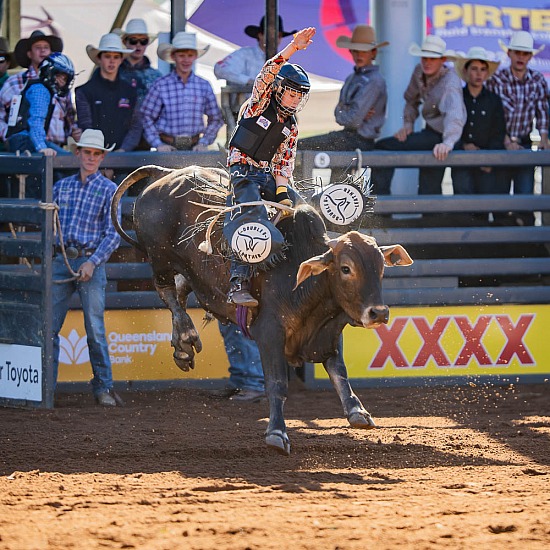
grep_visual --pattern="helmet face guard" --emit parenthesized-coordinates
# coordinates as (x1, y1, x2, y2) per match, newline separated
(274, 63, 310, 117)
(39, 53, 75, 97)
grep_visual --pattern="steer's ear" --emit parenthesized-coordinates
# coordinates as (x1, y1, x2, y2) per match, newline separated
(294, 250, 334, 290)
(379, 245, 413, 267)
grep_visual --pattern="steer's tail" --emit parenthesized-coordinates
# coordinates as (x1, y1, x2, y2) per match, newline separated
(110, 165, 174, 251)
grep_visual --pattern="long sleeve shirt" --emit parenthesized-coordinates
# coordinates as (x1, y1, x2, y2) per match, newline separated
(403, 64, 466, 148)
(0, 68, 77, 144)
(460, 86, 506, 150)
(76, 69, 141, 151)
(214, 45, 265, 86)
(227, 53, 297, 178)
(334, 64, 387, 140)
(23, 82, 54, 151)
(486, 67, 549, 139)
(140, 70, 223, 148)
(53, 171, 121, 267)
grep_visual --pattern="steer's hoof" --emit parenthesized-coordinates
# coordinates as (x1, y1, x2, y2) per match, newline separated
(266, 430, 291, 456)
(173, 352, 194, 372)
(348, 410, 377, 429)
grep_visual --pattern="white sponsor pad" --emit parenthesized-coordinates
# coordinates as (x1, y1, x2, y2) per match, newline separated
(231, 222, 272, 263)
(320, 184, 365, 225)
(0, 343, 42, 401)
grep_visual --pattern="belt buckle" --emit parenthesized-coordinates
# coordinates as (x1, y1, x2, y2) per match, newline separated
(65, 246, 79, 259)
(174, 135, 193, 150)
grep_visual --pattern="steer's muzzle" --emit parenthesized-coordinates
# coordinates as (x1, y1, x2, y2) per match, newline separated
(362, 305, 390, 328)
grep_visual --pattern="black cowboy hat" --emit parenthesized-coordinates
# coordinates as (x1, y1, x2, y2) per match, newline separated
(14, 30, 63, 68)
(245, 16, 297, 39)
(0, 37, 17, 69)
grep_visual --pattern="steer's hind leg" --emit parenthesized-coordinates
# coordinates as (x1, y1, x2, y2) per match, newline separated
(155, 272, 202, 371)
(323, 335, 376, 429)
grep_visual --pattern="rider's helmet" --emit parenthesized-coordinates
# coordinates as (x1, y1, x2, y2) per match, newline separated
(39, 53, 75, 97)
(273, 63, 310, 117)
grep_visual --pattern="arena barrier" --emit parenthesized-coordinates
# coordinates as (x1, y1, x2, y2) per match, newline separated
(1, 149, 549, 407)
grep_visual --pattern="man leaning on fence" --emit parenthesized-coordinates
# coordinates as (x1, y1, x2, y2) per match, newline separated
(52, 129, 122, 407)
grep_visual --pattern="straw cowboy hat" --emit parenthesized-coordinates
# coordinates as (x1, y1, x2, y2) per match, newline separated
(408, 35, 455, 58)
(336, 25, 389, 52)
(114, 18, 158, 42)
(68, 129, 116, 154)
(0, 37, 17, 69)
(499, 30, 545, 55)
(245, 15, 297, 38)
(157, 32, 209, 61)
(86, 33, 133, 64)
(454, 47, 500, 81)
(14, 30, 63, 68)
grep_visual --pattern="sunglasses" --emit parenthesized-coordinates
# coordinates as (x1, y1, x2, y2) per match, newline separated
(127, 37, 149, 46)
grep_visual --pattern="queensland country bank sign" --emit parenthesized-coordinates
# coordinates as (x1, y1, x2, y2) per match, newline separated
(316, 305, 550, 382)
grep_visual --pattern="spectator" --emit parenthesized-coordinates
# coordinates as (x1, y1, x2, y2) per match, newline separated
(214, 15, 297, 87)
(372, 35, 466, 195)
(75, 33, 141, 153)
(0, 37, 16, 89)
(486, 31, 549, 226)
(452, 47, 505, 194)
(223, 26, 315, 306)
(141, 32, 223, 151)
(52, 129, 122, 407)
(298, 25, 389, 153)
(5, 53, 75, 157)
(0, 31, 79, 150)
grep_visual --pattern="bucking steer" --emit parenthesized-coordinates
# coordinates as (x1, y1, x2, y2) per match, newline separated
(111, 165, 413, 455)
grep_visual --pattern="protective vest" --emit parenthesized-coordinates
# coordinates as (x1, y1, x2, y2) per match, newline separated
(6, 80, 55, 139)
(229, 99, 295, 162)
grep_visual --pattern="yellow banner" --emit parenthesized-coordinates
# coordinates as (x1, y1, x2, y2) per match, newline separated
(58, 309, 229, 382)
(315, 304, 550, 379)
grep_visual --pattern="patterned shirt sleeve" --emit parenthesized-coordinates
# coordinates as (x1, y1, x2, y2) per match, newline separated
(27, 84, 52, 151)
(140, 79, 164, 147)
(403, 65, 422, 130)
(199, 81, 224, 145)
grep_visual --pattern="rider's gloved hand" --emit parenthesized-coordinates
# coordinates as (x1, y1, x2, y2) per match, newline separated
(275, 185, 293, 207)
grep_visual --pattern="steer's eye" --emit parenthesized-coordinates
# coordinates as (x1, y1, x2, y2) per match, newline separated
(341, 266, 351, 275)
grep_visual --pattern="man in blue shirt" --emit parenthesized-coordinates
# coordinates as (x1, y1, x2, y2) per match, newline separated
(52, 129, 122, 407)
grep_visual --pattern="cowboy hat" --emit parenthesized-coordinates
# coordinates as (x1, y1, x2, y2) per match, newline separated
(86, 33, 133, 65)
(336, 25, 389, 52)
(114, 18, 158, 42)
(245, 15, 297, 39)
(0, 37, 17, 69)
(499, 30, 545, 55)
(14, 30, 63, 68)
(157, 32, 209, 61)
(68, 129, 116, 154)
(409, 35, 455, 59)
(454, 47, 500, 81)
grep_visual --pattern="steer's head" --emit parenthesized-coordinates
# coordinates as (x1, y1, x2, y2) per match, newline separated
(294, 231, 413, 328)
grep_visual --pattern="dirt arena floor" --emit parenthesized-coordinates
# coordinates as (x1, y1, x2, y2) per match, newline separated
(0, 381, 549, 549)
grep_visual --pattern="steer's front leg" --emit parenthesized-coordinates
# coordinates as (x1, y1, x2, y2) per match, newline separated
(323, 335, 376, 429)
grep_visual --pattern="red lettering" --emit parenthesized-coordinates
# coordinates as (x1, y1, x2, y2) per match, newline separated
(412, 317, 451, 367)
(495, 315, 535, 365)
(371, 318, 408, 368)
(455, 316, 492, 365)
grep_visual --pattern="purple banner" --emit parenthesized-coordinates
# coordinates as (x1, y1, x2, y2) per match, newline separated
(189, 0, 370, 81)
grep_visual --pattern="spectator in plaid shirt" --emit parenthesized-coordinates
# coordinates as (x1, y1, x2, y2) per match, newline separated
(141, 32, 223, 152)
(0, 31, 80, 148)
(486, 31, 549, 226)
(52, 129, 122, 407)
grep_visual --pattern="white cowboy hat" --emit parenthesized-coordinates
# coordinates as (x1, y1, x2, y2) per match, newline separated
(409, 35, 456, 59)
(157, 32, 209, 61)
(68, 129, 116, 154)
(454, 47, 500, 81)
(335, 25, 389, 52)
(86, 33, 133, 65)
(114, 18, 158, 42)
(499, 30, 545, 55)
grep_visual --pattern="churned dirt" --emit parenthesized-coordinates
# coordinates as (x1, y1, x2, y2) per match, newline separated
(0, 382, 549, 549)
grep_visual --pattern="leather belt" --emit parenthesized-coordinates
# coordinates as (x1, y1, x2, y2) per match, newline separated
(54, 245, 95, 259)
(159, 132, 200, 150)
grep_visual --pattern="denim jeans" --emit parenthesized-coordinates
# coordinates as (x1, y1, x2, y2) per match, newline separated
(218, 321, 264, 392)
(52, 256, 113, 396)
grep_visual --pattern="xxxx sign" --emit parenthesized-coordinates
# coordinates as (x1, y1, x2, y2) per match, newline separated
(316, 305, 549, 380)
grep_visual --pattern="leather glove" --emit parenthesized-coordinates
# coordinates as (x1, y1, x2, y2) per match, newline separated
(275, 185, 293, 207)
